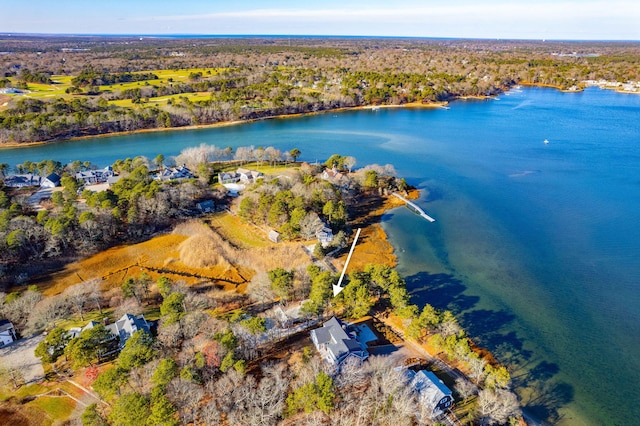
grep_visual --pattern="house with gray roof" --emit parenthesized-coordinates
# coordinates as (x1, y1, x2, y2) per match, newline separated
(0, 319, 17, 346)
(4, 174, 42, 188)
(310, 316, 368, 366)
(405, 369, 454, 419)
(68, 313, 150, 350)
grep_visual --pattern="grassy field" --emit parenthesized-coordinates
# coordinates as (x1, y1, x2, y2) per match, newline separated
(5, 68, 229, 106)
(29, 213, 312, 298)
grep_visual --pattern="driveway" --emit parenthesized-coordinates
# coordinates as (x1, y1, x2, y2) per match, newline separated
(0, 335, 45, 384)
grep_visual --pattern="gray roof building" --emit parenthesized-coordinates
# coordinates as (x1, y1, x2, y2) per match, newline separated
(310, 316, 368, 365)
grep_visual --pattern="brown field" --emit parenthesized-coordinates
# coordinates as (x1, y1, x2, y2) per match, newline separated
(34, 215, 312, 297)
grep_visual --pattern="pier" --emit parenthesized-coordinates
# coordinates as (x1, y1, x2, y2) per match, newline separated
(392, 193, 436, 222)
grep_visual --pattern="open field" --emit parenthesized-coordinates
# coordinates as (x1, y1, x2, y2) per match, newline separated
(29, 213, 312, 298)
(5, 67, 229, 106)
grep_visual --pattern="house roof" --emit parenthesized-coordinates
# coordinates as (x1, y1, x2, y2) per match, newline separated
(406, 370, 452, 408)
(311, 316, 366, 363)
(0, 319, 15, 333)
(45, 173, 61, 185)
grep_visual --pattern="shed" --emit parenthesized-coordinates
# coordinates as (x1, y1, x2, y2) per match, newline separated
(268, 230, 281, 243)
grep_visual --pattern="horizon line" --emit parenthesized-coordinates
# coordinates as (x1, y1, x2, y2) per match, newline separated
(2, 32, 639, 43)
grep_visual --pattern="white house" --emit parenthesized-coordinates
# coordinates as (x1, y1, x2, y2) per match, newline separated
(405, 369, 454, 419)
(310, 317, 369, 366)
(0, 319, 17, 346)
(316, 226, 334, 247)
(68, 313, 150, 350)
(40, 173, 61, 188)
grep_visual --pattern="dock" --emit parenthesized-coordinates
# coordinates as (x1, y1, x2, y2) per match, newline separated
(392, 193, 436, 222)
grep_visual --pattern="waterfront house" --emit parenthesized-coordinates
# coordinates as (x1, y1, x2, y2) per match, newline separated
(405, 369, 454, 419)
(310, 316, 369, 366)
(75, 166, 115, 185)
(41, 173, 61, 188)
(154, 165, 194, 182)
(0, 320, 17, 346)
(4, 174, 42, 188)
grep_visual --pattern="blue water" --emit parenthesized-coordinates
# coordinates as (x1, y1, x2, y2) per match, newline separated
(2, 87, 639, 425)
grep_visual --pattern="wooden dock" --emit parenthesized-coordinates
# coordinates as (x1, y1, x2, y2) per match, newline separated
(392, 193, 436, 222)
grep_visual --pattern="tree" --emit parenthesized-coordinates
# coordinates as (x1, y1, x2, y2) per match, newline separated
(286, 371, 335, 415)
(117, 330, 154, 371)
(160, 292, 186, 324)
(82, 403, 108, 426)
(152, 358, 179, 388)
(34, 327, 70, 364)
(149, 390, 179, 426)
(156, 276, 173, 299)
(92, 366, 129, 401)
(476, 388, 521, 425)
(343, 156, 356, 172)
(154, 154, 165, 170)
(268, 268, 294, 301)
(241, 316, 266, 335)
(65, 324, 114, 368)
(341, 275, 374, 319)
(109, 392, 150, 426)
(289, 148, 301, 162)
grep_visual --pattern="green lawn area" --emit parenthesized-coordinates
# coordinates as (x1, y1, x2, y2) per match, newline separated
(27, 394, 76, 424)
(55, 308, 116, 330)
(4, 67, 230, 105)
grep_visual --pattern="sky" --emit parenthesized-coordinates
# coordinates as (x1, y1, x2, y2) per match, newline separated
(2, 0, 639, 41)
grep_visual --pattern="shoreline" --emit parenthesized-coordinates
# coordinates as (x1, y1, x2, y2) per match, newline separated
(0, 102, 449, 150)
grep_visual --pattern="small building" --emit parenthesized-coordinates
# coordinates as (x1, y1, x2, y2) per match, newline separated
(0, 320, 17, 346)
(268, 230, 281, 243)
(310, 316, 369, 366)
(316, 226, 334, 247)
(196, 200, 215, 213)
(406, 369, 454, 419)
(41, 173, 61, 188)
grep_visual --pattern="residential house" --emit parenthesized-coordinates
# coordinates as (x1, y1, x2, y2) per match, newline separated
(316, 225, 334, 247)
(310, 316, 369, 366)
(68, 313, 151, 351)
(405, 369, 454, 419)
(237, 168, 263, 184)
(75, 166, 115, 185)
(3, 174, 42, 188)
(154, 165, 194, 182)
(41, 173, 61, 188)
(0, 320, 17, 346)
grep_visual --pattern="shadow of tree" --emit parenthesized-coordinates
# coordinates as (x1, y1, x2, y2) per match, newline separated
(406, 271, 478, 313)
(525, 381, 575, 424)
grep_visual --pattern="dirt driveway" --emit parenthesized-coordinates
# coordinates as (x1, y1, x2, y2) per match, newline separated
(0, 334, 45, 384)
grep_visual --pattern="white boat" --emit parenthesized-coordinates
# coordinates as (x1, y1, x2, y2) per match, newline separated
(544, 139, 549, 144)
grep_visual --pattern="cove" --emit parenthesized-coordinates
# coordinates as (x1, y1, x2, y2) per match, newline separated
(2, 87, 640, 425)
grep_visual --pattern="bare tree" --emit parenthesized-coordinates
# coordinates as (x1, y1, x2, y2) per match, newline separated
(476, 388, 521, 425)
(344, 156, 356, 173)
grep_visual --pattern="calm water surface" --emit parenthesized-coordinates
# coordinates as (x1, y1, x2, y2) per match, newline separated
(2, 88, 639, 425)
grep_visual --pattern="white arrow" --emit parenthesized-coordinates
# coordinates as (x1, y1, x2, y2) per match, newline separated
(333, 228, 362, 297)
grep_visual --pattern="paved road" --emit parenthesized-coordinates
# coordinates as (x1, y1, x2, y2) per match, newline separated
(0, 334, 45, 384)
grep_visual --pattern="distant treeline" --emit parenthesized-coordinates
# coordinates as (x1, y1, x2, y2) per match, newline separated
(1, 37, 639, 144)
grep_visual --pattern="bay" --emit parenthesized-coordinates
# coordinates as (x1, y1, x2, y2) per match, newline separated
(2, 87, 639, 425)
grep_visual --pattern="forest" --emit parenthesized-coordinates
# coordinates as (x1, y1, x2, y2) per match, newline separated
(1, 35, 639, 143)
